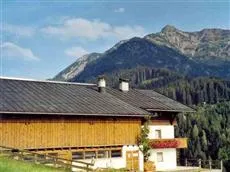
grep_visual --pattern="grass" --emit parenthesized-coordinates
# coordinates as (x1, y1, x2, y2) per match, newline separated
(0, 157, 68, 172)
(97, 168, 128, 172)
(0, 156, 128, 172)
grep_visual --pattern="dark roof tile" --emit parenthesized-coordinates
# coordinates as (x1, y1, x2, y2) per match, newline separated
(107, 88, 194, 112)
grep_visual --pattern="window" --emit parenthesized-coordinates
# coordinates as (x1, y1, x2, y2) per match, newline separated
(157, 152, 163, 162)
(97, 150, 109, 158)
(71, 147, 122, 160)
(85, 151, 96, 159)
(155, 129, 162, 139)
(111, 150, 122, 158)
(72, 152, 84, 160)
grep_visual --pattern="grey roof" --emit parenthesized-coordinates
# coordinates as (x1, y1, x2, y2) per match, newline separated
(137, 89, 195, 112)
(0, 78, 149, 116)
(107, 88, 195, 113)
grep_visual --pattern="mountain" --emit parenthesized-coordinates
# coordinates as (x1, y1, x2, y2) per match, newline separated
(145, 25, 230, 63)
(53, 25, 230, 82)
(54, 53, 102, 81)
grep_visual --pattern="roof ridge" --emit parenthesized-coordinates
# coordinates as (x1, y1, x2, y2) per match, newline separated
(0, 76, 96, 86)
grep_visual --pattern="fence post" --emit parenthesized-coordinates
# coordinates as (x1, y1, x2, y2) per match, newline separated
(220, 160, 223, 171)
(54, 157, 57, 168)
(209, 159, 212, 170)
(86, 164, 89, 172)
(185, 158, 188, 167)
(18, 152, 22, 160)
(34, 154, 37, 164)
(198, 159, 201, 168)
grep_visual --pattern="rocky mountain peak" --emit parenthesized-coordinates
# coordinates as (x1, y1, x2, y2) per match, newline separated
(146, 25, 230, 60)
(161, 25, 178, 33)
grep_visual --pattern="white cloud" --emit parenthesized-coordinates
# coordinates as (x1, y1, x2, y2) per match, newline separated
(114, 8, 125, 13)
(113, 25, 145, 39)
(1, 42, 39, 61)
(2, 23, 35, 37)
(65, 46, 89, 58)
(41, 18, 145, 40)
(42, 18, 111, 40)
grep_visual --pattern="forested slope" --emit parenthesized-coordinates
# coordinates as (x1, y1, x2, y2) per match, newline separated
(175, 102, 230, 171)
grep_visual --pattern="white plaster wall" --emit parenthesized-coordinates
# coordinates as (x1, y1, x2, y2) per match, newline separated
(149, 148, 177, 170)
(72, 157, 125, 170)
(72, 145, 144, 172)
(148, 125, 174, 139)
(148, 125, 177, 170)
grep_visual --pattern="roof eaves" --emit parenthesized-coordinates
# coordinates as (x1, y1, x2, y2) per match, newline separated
(136, 89, 196, 113)
(145, 108, 196, 113)
(0, 111, 150, 117)
(0, 77, 96, 86)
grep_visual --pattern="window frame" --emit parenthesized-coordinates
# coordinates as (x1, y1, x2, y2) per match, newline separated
(155, 129, 162, 139)
(72, 151, 84, 160)
(97, 150, 109, 159)
(157, 152, 164, 162)
(111, 149, 122, 158)
(84, 151, 96, 159)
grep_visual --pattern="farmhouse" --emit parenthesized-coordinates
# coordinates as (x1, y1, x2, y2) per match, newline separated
(0, 77, 194, 171)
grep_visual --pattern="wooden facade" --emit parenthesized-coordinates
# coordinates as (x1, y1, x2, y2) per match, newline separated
(0, 115, 141, 150)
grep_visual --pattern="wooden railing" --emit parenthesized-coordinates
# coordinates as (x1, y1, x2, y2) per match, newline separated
(177, 158, 223, 171)
(149, 138, 187, 149)
(184, 158, 223, 170)
(0, 146, 94, 171)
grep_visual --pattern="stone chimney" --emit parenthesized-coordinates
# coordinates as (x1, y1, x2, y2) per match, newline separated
(119, 78, 129, 92)
(98, 76, 106, 93)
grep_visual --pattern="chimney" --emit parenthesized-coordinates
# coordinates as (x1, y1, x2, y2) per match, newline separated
(98, 76, 106, 93)
(119, 78, 129, 92)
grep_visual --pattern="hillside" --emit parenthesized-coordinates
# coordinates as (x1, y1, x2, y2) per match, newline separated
(176, 101, 230, 171)
(155, 77, 230, 105)
(89, 67, 230, 106)
(54, 25, 230, 82)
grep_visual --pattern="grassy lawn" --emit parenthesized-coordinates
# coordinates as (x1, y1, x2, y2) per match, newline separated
(0, 157, 68, 172)
(98, 168, 128, 172)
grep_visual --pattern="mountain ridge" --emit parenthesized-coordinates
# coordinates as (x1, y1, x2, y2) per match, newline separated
(53, 25, 230, 82)
(145, 25, 230, 61)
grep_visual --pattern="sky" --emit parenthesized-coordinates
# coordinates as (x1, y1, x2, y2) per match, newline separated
(0, 0, 229, 80)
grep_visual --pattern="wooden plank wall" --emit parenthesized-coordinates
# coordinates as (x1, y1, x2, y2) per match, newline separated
(0, 116, 141, 149)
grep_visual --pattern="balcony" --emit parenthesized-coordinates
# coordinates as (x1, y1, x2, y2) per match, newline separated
(149, 138, 187, 149)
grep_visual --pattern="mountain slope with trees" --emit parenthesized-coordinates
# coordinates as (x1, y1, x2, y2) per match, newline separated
(176, 102, 230, 171)
(89, 67, 230, 106)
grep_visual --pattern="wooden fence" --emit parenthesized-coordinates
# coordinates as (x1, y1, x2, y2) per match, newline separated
(0, 146, 94, 171)
(183, 158, 223, 171)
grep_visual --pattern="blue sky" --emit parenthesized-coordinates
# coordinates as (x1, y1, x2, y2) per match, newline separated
(1, 0, 229, 79)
